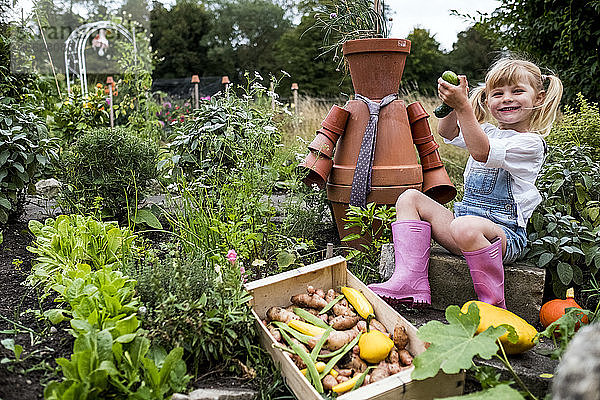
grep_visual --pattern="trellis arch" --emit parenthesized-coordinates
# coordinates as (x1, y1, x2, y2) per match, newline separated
(64, 21, 136, 95)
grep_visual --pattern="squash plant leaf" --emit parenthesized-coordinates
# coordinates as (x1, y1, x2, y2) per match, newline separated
(412, 304, 505, 380)
(435, 383, 525, 399)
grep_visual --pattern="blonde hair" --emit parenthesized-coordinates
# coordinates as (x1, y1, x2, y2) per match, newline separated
(469, 57, 563, 135)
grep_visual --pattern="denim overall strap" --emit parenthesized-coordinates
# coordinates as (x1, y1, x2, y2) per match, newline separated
(349, 93, 397, 208)
(461, 166, 518, 228)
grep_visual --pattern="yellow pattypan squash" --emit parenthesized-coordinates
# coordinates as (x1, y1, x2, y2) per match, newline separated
(358, 328, 394, 363)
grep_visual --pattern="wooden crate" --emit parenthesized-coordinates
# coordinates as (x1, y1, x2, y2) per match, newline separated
(244, 256, 465, 399)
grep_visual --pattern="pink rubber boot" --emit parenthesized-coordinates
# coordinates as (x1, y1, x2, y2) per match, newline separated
(368, 220, 432, 307)
(463, 238, 506, 309)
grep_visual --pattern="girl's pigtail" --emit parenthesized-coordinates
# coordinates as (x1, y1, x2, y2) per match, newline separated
(469, 85, 488, 123)
(534, 74, 564, 136)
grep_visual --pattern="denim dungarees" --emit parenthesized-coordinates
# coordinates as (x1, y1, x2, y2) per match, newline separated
(453, 166, 527, 263)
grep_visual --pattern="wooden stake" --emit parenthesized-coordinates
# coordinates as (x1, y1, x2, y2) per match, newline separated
(326, 243, 334, 259)
(291, 83, 299, 114)
(107, 76, 114, 128)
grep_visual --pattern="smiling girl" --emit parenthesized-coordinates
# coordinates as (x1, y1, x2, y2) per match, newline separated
(368, 57, 563, 310)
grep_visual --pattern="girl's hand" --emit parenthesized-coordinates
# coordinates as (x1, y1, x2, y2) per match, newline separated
(438, 75, 470, 112)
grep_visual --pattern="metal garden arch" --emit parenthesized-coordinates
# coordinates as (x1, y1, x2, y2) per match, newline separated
(64, 21, 136, 95)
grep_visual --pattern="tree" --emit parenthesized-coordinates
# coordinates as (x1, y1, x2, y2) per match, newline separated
(207, 0, 292, 81)
(401, 28, 445, 95)
(273, 14, 352, 98)
(446, 24, 498, 86)
(483, 0, 600, 104)
(150, 1, 213, 79)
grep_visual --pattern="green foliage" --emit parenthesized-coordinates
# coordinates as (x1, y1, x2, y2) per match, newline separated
(341, 202, 396, 281)
(483, 0, 600, 104)
(524, 145, 600, 296)
(536, 307, 597, 361)
(411, 303, 509, 381)
(57, 126, 159, 220)
(112, 27, 162, 141)
(44, 330, 189, 400)
(273, 14, 353, 97)
(445, 24, 498, 85)
(308, 0, 388, 69)
(150, 1, 214, 79)
(49, 85, 110, 144)
(206, 0, 292, 80)
(26, 215, 189, 399)
(163, 75, 281, 183)
(441, 384, 525, 400)
(401, 28, 446, 95)
(0, 100, 60, 223)
(144, 272, 255, 374)
(26, 215, 140, 296)
(547, 94, 600, 159)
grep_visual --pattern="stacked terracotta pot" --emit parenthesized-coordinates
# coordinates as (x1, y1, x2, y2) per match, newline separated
(299, 38, 456, 248)
(298, 105, 350, 189)
(407, 102, 457, 204)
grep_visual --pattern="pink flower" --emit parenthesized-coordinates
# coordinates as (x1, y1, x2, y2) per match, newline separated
(226, 249, 237, 264)
(239, 265, 247, 283)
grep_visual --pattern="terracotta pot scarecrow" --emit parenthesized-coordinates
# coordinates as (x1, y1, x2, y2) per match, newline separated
(298, 38, 456, 248)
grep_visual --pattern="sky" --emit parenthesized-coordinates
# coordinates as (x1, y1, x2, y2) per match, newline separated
(386, 0, 501, 51)
(9, 0, 501, 52)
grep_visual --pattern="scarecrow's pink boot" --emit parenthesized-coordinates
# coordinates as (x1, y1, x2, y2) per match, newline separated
(368, 220, 431, 307)
(463, 238, 506, 309)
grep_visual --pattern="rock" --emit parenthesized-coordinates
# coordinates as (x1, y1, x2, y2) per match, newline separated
(171, 394, 190, 400)
(379, 244, 546, 325)
(35, 178, 61, 199)
(188, 388, 257, 400)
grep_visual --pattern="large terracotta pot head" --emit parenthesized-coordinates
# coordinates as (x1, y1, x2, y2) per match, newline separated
(342, 38, 411, 100)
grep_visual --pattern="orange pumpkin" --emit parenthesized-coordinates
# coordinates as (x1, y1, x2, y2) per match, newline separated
(539, 288, 588, 328)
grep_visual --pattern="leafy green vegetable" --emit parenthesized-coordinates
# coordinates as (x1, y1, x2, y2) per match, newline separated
(436, 383, 525, 399)
(411, 303, 507, 380)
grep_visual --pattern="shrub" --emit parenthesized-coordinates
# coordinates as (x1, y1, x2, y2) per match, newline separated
(163, 77, 282, 184)
(547, 93, 600, 159)
(57, 126, 159, 220)
(524, 145, 600, 296)
(50, 84, 110, 144)
(0, 101, 59, 223)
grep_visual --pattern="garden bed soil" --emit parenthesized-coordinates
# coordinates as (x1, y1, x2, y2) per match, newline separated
(0, 216, 73, 400)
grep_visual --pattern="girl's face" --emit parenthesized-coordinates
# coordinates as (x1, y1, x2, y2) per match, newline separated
(486, 82, 544, 132)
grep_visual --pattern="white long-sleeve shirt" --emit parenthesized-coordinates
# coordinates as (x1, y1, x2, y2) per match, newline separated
(444, 122, 546, 227)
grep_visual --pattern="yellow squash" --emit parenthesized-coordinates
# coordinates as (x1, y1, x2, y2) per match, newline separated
(287, 319, 326, 337)
(332, 374, 362, 394)
(461, 301, 538, 354)
(341, 287, 375, 320)
(358, 329, 394, 363)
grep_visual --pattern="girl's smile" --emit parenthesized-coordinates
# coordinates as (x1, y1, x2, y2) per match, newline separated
(486, 83, 543, 132)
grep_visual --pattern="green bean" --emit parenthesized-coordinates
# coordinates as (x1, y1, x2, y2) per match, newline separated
(294, 307, 330, 329)
(319, 332, 362, 380)
(281, 330, 324, 393)
(319, 294, 345, 315)
(310, 326, 333, 363)
(271, 321, 311, 344)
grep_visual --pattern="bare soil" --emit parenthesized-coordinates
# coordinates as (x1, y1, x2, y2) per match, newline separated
(0, 212, 73, 400)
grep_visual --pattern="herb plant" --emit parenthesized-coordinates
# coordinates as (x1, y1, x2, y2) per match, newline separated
(57, 126, 159, 221)
(309, 0, 389, 68)
(341, 202, 396, 281)
(0, 100, 59, 223)
(524, 145, 600, 297)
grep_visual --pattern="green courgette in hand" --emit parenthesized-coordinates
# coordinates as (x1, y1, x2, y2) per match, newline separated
(434, 70, 459, 118)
